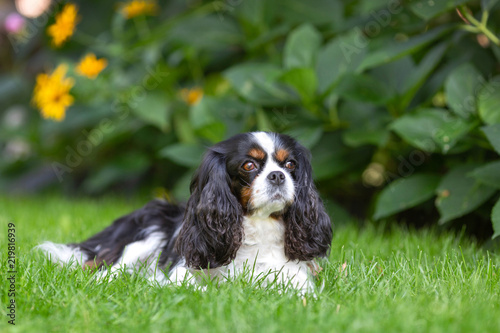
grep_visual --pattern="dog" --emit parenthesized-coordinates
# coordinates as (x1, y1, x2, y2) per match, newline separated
(38, 132, 333, 293)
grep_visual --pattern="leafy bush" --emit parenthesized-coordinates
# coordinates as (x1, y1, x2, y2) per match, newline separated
(2, 0, 500, 237)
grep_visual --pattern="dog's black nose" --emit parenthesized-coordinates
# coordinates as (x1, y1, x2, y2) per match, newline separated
(267, 171, 285, 186)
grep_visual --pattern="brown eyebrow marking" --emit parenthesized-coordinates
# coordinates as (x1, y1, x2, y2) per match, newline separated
(248, 148, 266, 160)
(275, 149, 289, 163)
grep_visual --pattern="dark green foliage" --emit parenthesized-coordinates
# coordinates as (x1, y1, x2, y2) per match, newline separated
(2, 0, 500, 236)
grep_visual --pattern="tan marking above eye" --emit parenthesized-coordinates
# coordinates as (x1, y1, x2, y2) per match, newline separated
(275, 149, 290, 162)
(243, 162, 256, 171)
(248, 148, 266, 160)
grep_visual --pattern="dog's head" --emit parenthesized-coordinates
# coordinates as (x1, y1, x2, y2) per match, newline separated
(176, 132, 332, 269)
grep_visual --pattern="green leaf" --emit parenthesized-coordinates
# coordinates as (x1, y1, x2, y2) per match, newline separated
(391, 108, 475, 153)
(358, 25, 452, 71)
(173, 113, 196, 144)
(190, 96, 251, 128)
(481, 124, 500, 154)
(224, 63, 296, 106)
(400, 42, 448, 108)
(335, 73, 394, 105)
(374, 174, 441, 220)
(409, 55, 469, 110)
(470, 161, 500, 189)
(311, 132, 370, 180)
(190, 96, 254, 140)
(196, 122, 226, 144)
(247, 23, 292, 51)
(371, 56, 415, 95)
(284, 126, 323, 149)
(158, 143, 206, 167)
(410, 0, 471, 20)
(279, 68, 317, 102)
(167, 16, 242, 52)
(339, 101, 390, 147)
(172, 169, 195, 201)
(482, 0, 500, 11)
(343, 129, 390, 148)
(436, 164, 496, 224)
(190, 97, 218, 129)
(492, 198, 500, 239)
(315, 29, 366, 93)
(478, 77, 500, 125)
(82, 153, 149, 194)
(256, 108, 275, 132)
(130, 92, 170, 131)
(354, 0, 394, 14)
(283, 23, 322, 69)
(444, 63, 482, 118)
(233, 0, 267, 26)
(273, 0, 344, 26)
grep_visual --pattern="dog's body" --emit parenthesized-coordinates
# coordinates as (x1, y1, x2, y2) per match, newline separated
(39, 132, 333, 293)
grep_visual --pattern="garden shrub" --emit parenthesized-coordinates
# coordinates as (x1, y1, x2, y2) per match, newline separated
(1, 0, 500, 237)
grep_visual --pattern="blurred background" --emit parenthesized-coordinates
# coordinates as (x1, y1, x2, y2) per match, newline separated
(1, 0, 500, 241)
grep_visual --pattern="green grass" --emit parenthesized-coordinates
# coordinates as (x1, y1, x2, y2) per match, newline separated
(1, 195, 500, 332)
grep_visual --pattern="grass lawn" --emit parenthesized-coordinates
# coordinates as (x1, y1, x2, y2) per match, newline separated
(1, 195, 500, 332)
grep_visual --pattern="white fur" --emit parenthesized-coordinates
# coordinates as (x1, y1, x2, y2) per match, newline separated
(250, 132, 295, 216)
(171, 215, 314, 294)
(38, 227, 171, 283)
(95, 228, 168, 282)
(36, 241, 88, 267)
(165, 258, 194, 286)
(252, 131, 276, 155)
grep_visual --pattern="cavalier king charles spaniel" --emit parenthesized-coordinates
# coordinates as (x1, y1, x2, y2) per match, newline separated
(39, 132, 333, 293)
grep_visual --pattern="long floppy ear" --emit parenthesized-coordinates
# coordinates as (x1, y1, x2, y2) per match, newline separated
(175, 149, 243, 269)
(283, 145, 333, 261)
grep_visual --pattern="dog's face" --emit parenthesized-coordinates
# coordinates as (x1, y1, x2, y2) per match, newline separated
(226, 132, 298, 216)
(176, 132, 332, 269)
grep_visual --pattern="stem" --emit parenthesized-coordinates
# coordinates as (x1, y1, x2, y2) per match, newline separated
(461, 8, 481, 26)
(481, 26, 500, 46)
(460, 25, 480, 33)
(481, 11, 489, 26)
(458, 6, 500, 46)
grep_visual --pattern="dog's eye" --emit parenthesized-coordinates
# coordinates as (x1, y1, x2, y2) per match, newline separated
(285, 161, 296, 170)
(243, 162, 257, 171)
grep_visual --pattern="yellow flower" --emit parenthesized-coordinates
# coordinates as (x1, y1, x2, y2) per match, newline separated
(181, 88, 203, 106)
(32, 65, 74, 121)
(76, 53, 108, 79)
(47, 3, 79, 47)
(120, 0, 158, 19)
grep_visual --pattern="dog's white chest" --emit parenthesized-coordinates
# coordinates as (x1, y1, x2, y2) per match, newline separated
(211, 216, 312, 291)
(236, 216, 287, 266)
